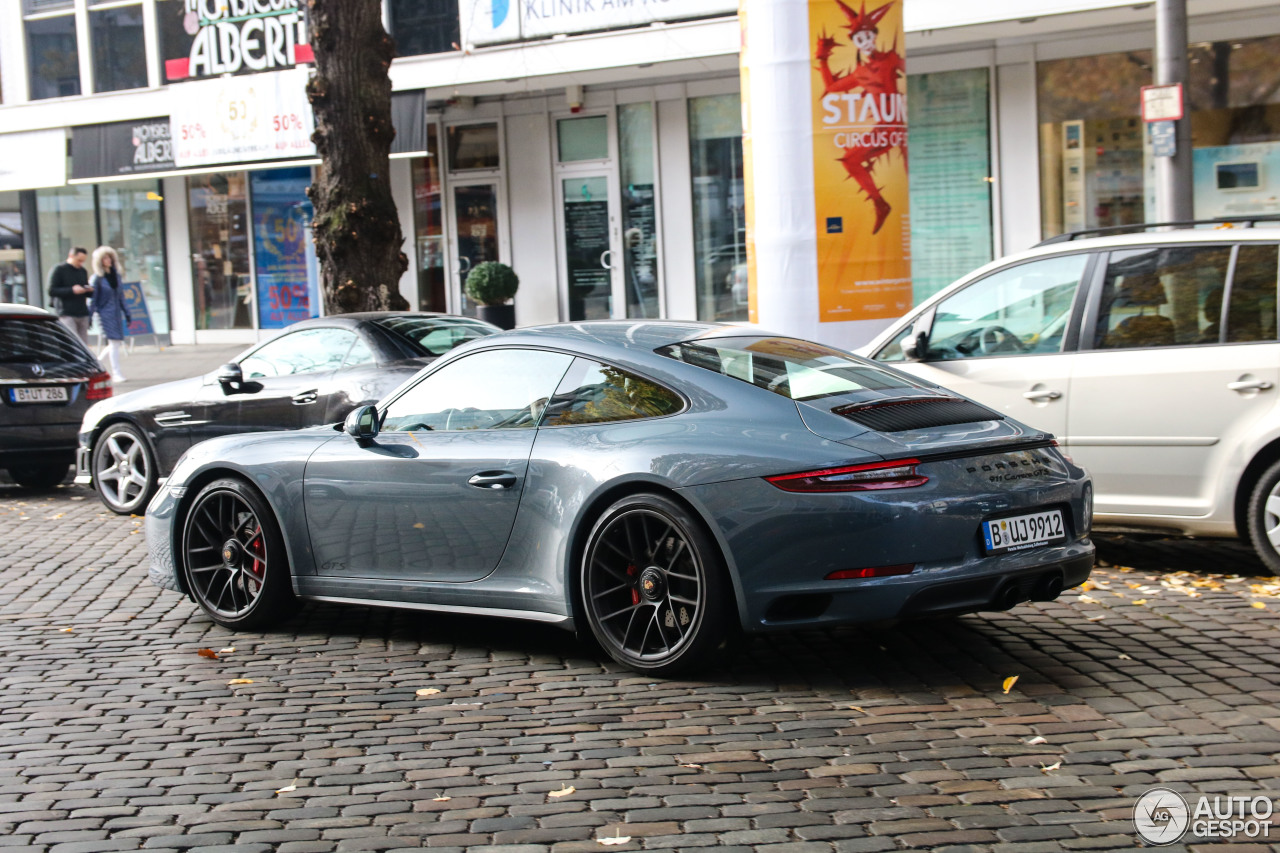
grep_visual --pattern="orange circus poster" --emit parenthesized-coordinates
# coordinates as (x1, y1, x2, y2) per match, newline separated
(809, 0, 911, 321)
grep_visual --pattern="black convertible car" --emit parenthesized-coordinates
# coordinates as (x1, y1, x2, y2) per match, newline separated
(76, 312, 498, 513)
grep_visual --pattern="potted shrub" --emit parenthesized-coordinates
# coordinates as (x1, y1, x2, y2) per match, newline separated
(465, 261, 519, 330)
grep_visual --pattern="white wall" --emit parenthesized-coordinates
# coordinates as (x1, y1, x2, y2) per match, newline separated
(504, 108, 560, 327)
(162, 175, 195, 345)
(656, 94, 695, 321)
(995, 47, 1043, 254)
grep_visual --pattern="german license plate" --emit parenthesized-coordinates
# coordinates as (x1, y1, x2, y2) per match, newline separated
(983, 509, 1065, 554)
(10, 386, 68, 403)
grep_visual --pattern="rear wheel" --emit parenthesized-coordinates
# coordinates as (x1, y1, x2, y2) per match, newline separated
(7, 461, 69, 489)
(581, 493, 734, 676)
(1245, 459, 1280, 575)
(92, 422, 156, 514)
(181, 477, 297, 629)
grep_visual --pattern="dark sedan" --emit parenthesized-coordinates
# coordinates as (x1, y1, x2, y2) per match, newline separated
(145, 321, 1094, 675)
(77, 312, 498, 513)
(2, 304, 112, 489)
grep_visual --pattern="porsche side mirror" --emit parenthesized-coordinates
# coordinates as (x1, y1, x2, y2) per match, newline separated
(216, 363, 243, 392)
(900, 330, 928, 362)
(344, 404, 380, 442)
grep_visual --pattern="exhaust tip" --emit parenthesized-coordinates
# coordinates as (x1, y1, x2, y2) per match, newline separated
(995, 584, 1026, 611)
(1031, 571, 1064, 602)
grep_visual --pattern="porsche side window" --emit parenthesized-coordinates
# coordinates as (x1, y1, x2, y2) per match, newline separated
(1094, 245, 1231, 350)
(926, 255, 1089, 361)
(540, 358, 684, 426)
(240, 328, 356, 378)
(342, 335, 375, 368)
(381, 349, 573, 432)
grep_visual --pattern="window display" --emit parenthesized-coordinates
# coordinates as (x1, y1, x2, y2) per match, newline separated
(411, 127, 446, 312)
(689, 94, 746, 323)
(188, 173, 252, 330)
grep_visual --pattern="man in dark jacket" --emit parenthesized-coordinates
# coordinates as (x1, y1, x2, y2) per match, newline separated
(48, 247, 91, 346)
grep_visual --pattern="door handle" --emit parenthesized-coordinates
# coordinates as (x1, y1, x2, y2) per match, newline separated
(600, 249, 614, 270)
(1022, 389, 1063, 401)
(292, 390, 319, 405)
(468, 471, 518, 490)
(1228, 379, 1273, 392)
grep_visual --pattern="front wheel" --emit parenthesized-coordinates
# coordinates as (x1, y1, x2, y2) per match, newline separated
(181, 477, 297, 629)
(92, 422, 156, 514)
(1246, 460, 1280, 575)
(581, 493, 734, 676)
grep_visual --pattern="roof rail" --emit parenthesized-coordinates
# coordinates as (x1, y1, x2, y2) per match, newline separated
(1036, 214, 1280, 246)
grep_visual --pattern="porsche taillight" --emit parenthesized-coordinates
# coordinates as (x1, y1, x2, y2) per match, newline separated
(764, 458, 927, 493)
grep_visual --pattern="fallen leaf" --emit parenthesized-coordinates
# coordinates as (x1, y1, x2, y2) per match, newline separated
(1252, 601, 1267, 610)
(1079, 595, 1099, 604)
(197, 648, 219, 660)
(433, 795, 451, 802)
(1086, 614, 1106, 622)
(849, 706, 864, 713)
(413, 522, 425, 529)
(679, 763, 703, 769)
(219, 647, 236, 654)
(276, 780, 297, 794)
(598, 830, 631, 846)
(1040, 760, 1062, 772)
(1025, 736, 1047, 745)
(1002, 675, 1019, 694)
(60, 627, 73, 633)
(1079, 580, 1096, 591)
(227, 678, 254, 685)
(549, 785, 575, 798)
(416, 688, 441, 697)
(1132, 599, 1148, 605)
(1118, 654, 1132, 660)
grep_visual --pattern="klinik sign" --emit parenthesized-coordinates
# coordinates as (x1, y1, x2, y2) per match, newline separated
(160, 0, 313, 82)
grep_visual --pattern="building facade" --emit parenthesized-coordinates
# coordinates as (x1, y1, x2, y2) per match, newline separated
(0, 0, 1277, 345)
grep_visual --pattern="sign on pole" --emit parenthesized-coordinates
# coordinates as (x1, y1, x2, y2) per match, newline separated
(1141, 83, 1184, 122)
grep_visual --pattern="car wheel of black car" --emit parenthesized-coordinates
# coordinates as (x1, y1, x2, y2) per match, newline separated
(92, 422, 157, 515)
(1245, 459, 1280, 576)
(7, 462, 69, 490)
(181, 477, 297, 629)
(581, 493, 734, 676)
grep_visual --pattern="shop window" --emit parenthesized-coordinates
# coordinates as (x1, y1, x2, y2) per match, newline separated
(35, 181, 171, 333)
(388, 0, 459, 57)
(619, 103, 660, 319)
(97, 180, 170, 334)
(411, 127, 446, 312)
(188, 173, 252, 330)
(90, 2, 147, 93)
(447, 123, 500, 172)
(908, 68, 993, 304)
(0, 193, 26, 304)
(689, 94, 746, 323)
(25, 0, 81, 100)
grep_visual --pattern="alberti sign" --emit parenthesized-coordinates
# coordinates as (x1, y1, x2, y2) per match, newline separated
(159, 0, 313, 82)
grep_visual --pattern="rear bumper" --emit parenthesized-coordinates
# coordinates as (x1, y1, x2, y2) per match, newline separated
(0, 423, 79, 467)
(74, 443, 92, 485)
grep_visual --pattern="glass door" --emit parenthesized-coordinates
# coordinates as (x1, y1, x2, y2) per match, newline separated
(558, 174, 622, 321)
(448, 182, 502, 317)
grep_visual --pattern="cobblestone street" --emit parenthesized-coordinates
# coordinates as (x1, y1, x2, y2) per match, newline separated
(2, 482, 1280, 852)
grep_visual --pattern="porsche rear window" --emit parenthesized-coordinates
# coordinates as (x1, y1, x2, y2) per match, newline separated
(656, 335, 922, 402)
(0, 317, 91, 365)
(375, 316, 497, 356)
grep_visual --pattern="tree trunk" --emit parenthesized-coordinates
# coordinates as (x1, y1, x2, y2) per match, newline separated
(306, 0, 409, 314)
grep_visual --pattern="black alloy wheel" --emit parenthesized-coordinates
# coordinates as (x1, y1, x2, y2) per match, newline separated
(581, 493, 733, 676)
(181, 478, 296, 629)
(7, 461, 70, 490)
(92, 422, 157, 514)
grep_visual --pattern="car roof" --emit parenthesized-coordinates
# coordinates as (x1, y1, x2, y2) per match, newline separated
(283, 311, 484, 329)
(490, 319, 782, 352)
(0, 303, 55, 318)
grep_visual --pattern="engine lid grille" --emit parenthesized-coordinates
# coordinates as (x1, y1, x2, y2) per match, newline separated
(833, 395, 1004, 432)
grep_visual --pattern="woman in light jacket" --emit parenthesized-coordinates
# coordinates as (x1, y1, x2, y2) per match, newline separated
(90, 246, 131, 383)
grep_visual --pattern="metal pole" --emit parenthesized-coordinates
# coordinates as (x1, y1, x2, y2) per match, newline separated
(1155, 0, 1193, 221)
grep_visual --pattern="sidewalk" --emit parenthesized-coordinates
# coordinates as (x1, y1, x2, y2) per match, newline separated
(106, 340, 247, 392)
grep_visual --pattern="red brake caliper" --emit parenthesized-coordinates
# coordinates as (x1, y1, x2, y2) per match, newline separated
(627, 565, 639, 605)
(246, 526, 265, 576)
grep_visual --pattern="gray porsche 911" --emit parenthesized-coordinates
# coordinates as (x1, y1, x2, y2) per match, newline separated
(146, 321, 1094, 675)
